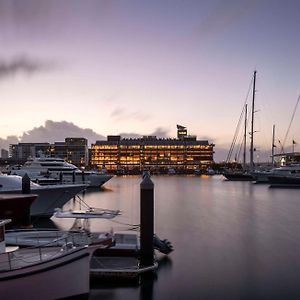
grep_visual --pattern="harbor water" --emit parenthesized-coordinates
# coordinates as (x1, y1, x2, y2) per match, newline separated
(52, 175, 300, 300)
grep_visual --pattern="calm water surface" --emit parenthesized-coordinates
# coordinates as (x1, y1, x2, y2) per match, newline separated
(53, 175, 300, 300)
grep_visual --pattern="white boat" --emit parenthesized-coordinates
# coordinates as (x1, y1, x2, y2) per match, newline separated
(0, 174, 87, 217)
(251, 164, 300, 183)
(0, 219, 91, 299)
(9, 156, 113, 188)
(5, 228, 114, 248)
(53, 207, 121, 219)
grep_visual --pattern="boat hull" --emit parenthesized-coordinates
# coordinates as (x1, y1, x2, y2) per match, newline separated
(223, 173, 254, 181)
(0, 182, 86, 217)
(0, 247, 90, 300)
(269, 175, 300, 188)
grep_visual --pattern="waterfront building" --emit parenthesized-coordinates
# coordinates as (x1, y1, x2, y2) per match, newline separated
(91, 126, 214, 173)
(9, 138, 88, 167)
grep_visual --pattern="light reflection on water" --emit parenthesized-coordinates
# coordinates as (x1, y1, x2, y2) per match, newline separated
(53, 175, 300, 300)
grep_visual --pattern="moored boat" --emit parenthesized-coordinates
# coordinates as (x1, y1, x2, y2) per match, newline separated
(0, 219, 91, 299)
(0, 174, 87, 217)
(9, 156, 113, 188)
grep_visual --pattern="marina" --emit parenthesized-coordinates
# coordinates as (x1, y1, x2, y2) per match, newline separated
(51, 175, 300, 299)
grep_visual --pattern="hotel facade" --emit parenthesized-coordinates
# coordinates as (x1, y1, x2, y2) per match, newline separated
(91, 125, 214, 173)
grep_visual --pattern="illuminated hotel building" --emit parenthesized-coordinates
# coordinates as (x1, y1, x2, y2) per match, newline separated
(91, 126, 214, 173)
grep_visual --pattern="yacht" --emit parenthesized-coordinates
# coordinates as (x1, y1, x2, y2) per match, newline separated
(0, 219, 91, 299)
(251, 164, 300, 183)
(9, 157, 113, 187)
(0, 174, 87, 217)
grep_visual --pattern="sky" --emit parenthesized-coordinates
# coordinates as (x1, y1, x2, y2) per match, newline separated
(0, 0, 300, 162)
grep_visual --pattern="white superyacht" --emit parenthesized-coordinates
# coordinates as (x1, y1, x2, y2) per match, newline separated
(9, 156, 113, 187)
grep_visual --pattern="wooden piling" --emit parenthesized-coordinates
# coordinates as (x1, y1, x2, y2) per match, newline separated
(21, 174, 31, 227)
(140, 174, 154, 267)
(22, 174, 31, 194)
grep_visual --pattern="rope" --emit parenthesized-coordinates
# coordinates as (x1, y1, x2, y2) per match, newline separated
(282, 94, 300, 152)
(226, 76, 253, 163)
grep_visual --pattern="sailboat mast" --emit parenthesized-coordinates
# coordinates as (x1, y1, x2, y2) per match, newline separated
(243, 104, 247, 169)
(250, 70, 256, 171)
(271, 124, 275, 166)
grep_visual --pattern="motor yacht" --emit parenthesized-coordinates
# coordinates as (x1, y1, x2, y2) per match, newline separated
(0, 174, 87, 217)
(251, 164, 300, 183)
(9, 156, 113, 188)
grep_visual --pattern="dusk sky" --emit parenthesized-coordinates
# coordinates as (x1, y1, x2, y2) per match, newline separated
(0, 0, 300, 161)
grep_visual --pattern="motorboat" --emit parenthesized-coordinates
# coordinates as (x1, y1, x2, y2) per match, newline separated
(0, 174, 87, 217)
(5, 228, 114, 248)
(90, 232, 172, 279)
(268, 174, 300, 188)
(252, 164, 300, 183)
(0, 219, 91, 299)
(9, 156, 113, 188)
(53, 207, 121, 219)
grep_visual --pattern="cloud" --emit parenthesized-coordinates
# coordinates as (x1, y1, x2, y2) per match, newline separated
(120, 127, 170, 139)
(0, 136, 19, 154)
(20, 120, 105, 145)
(110, 107, 150, 122)
(0, 121, 170, 154)
(0, 55, 59, 80)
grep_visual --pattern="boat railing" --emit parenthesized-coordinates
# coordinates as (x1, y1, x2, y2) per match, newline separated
(0, 235, 83, 272)
(7, 230, 92, 248)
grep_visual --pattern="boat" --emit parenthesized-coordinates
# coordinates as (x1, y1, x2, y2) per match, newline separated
(0, 174, 87, 217)
(53, 207, 121, 219)
(167, 168, 176, 175)
(0, 194, 37, 228)
(252, 164, 300, 183)
(223, 170, 254, 181)
(5, 228, 113, 248)
(223, 71, 257, 181)
(90, 232, 172, 280)
(266, 164, 300, 187)
(268, 174, 300, 188)
(9, 156, 113, 188)
(0, 219, 91, 299)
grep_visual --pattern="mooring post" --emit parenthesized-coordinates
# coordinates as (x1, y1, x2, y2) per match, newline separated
(22, 173, 31, 194)
(140, 174, 154, 267)
(22, 174, 31, 227)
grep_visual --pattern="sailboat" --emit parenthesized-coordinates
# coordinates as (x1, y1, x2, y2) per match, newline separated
(223, 71, 257, 181)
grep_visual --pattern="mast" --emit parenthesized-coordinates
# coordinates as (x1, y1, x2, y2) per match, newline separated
(250, 70, 256, 171)
(243, 104, 247, 169)
(271, 124, 275, 166)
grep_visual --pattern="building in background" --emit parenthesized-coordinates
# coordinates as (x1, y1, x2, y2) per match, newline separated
(91, 126, 214, 173)
(9, 138, 88, 167)
(10, 143, 51, 161)
(1, 149, 9, 159)
(51, 138, 88, 167)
